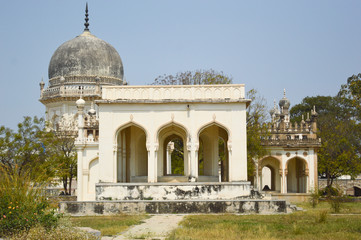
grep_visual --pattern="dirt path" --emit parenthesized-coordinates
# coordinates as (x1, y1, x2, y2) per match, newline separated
(102, 214, 185, 240)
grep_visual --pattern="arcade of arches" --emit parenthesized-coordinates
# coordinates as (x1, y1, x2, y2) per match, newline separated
(257, 156, 310, 194)
(114, 122, 230, 183)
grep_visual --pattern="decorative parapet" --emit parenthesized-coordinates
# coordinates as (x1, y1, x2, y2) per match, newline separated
(40, 85, 101, 100)
(261, 138, 321, 147)
(48, 75, 122, 87)
(101, 84, 247, 102)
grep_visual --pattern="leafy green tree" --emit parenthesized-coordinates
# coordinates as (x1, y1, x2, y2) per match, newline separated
(289, 96, 334, 123)
(246, 89, 269, 182)
(0, 116, 54, 182)
(48, 128, 77, 195)
(339, 73, 361, 118)
(152, 69, 233, 85)
(290, 95, 361, 187)
(318, 117, 360, 186)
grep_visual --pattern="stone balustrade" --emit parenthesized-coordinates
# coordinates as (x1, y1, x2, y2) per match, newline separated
(101, 84, 246, 101)
(49, 75, 123, 87)
(41, 85, 101, 99)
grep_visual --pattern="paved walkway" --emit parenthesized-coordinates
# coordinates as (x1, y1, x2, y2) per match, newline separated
(101, 214, 185, 240)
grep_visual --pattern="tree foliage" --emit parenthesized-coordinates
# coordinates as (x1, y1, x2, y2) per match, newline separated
(290, 92, 361, 187)
(0, 116, 77, 195)
(339, 73, 361, 118)
(152, 69, 233, 85)
(47, 128, 77, 195)
(0, 117, 54, 182)
(246, 89, 269, 181)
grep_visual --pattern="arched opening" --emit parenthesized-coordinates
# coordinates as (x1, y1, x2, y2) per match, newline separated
(259, 157, 281, 192)
(164, 136, 184, 175)
(88, 158, 99, 197)
(261, 166, 272, 191)
(198, 124, 229, 182)
(286, 157, 308, 193)
(116, 124, 148, 183)
(157, 123, 188, 182)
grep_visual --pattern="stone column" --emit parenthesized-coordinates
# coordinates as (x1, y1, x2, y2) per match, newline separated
(283, 169, 288, 193)
(112, 144, 117, 183)
(76, 146, 84, 201)
(227, 141, 233, 181)
(166, 142, 174, 175)
(122, 132, 126, 182)
(279, 169, 285, 194)
(147, 143, 158, 183)
(189, 143, 199, 180)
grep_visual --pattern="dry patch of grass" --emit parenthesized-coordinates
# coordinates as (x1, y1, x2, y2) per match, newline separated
(71, 214, 148, 236)
(168, 208, 361, 240)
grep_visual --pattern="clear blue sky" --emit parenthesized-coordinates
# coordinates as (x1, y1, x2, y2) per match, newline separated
(1, 0, 361, 129)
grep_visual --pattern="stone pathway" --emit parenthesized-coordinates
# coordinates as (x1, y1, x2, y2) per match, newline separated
(101, 214, 185, 240)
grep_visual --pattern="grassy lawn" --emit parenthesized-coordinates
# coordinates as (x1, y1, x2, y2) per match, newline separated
(167, 201, 361, 240)
(70, 214, 148, 236)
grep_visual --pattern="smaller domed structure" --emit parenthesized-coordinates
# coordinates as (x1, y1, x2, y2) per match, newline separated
(278, 89, 290, 110)
(76, 97, 85, 107)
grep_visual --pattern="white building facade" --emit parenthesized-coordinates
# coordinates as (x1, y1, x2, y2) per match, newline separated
(75, 85, 250, 200)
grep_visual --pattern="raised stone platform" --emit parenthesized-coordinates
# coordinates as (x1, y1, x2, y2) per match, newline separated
(59, 199, 288, 215)
(96, 182, 252, 201)
(59, 182, 294, 215)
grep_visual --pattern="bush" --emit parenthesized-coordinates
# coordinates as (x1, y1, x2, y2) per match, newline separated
(0, 166, 61, 237)
(309, 190, 321, 208)
(320, 186, 340, 197)
(315, 210, 328, 223)
(328, 195, 344, 213)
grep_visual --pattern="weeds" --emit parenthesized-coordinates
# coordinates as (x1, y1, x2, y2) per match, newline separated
(315, 210, 328, 223)
(309, 190, 321, 208)
(0, 166, 60, 237)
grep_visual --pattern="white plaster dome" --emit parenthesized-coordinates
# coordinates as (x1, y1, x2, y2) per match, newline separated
(48, 31, 124, 81)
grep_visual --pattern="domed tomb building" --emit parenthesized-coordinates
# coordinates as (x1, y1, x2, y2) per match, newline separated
(40, 5, 254, 204)
(39, 5, 124, 133)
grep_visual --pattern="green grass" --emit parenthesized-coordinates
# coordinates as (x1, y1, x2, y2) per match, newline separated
(297, 200, 361, 214)
(70, 214, 148, 236)
(167, 202, 361, 240)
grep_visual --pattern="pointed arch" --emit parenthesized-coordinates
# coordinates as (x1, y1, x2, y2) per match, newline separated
(286, 157, 309, 193)
(113, 121, 149, 144)
(115, 122, 148, 183)
(196, 121, 231, 141)
(157, 121, 189, 181)
(258, 156, 282, 192)
(197, 121, 230, 182)
(155, 120, 190, 143)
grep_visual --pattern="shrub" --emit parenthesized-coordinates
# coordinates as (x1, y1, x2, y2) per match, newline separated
(315, 210, 328, 223)
(0, 166, 61, 237)
(320, 186, 340, 197)
(309, 189, 321, 208)
(328, 195, 343, 213)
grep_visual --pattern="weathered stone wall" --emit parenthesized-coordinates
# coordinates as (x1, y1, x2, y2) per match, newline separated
(59, 199, 287, 215)
(318, 179, 361, 192)
(96, 182, 252, 201)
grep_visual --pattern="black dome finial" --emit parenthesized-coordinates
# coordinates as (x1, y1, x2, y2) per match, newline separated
(84, 3, 90, 31)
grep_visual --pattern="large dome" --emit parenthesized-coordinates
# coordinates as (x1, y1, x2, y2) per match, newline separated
(48, 31, 124, 80)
